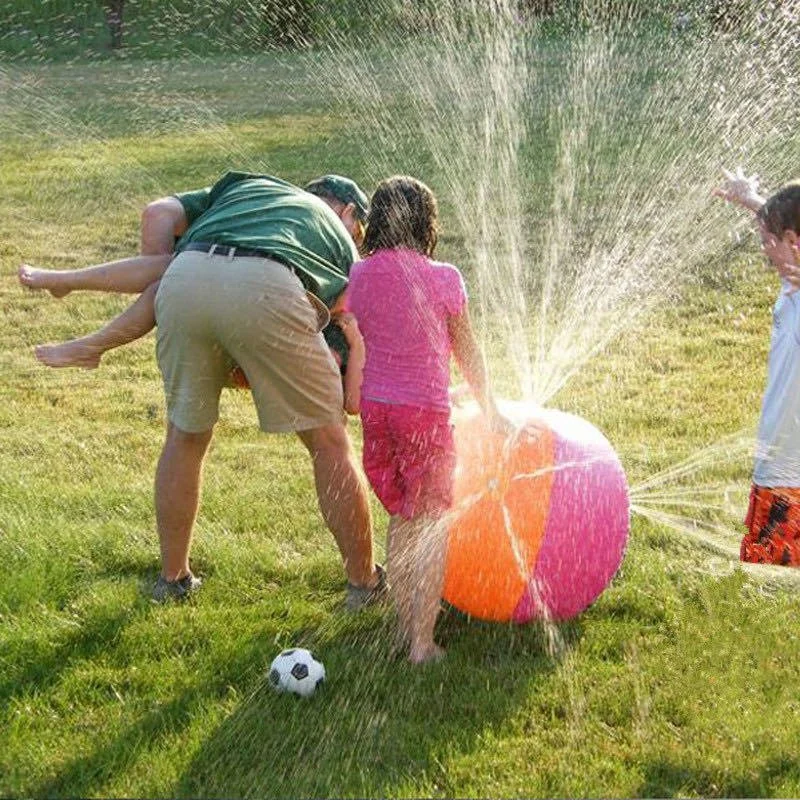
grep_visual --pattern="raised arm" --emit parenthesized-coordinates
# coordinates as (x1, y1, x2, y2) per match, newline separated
(713, 167, 765, 214)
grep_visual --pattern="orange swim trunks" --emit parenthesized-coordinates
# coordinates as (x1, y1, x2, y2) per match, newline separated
(741, 484, 800, 566)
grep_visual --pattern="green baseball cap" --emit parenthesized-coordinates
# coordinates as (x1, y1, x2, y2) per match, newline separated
(305, 175, 369, 222)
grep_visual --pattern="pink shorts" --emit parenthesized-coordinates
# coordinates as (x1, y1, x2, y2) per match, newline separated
(360, 399, 456, 520)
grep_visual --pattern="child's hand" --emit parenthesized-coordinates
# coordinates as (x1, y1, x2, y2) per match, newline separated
(332, 311, 362, 347)
(449, 383, 471, 407)
(228, 364, 250, 390)
(775, 261, 800, 294)
(486, 407, 517, 437)
(713, 167, 761, 209)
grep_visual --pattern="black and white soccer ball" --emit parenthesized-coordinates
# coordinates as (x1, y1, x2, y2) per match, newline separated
(268, 648, 326, 698)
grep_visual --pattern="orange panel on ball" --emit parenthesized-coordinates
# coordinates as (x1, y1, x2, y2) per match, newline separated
(443, 412, 556, 620)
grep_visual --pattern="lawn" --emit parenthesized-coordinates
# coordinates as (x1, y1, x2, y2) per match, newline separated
(2, 20, 800, 799)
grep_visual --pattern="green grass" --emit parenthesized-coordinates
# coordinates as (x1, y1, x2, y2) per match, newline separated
(2, 42, 800, 799)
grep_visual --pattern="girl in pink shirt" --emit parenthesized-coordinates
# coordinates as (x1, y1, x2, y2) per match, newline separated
(346, 175, 508, 664)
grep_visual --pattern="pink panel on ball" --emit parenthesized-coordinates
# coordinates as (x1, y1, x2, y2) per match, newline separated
(512, 409, 629, 622)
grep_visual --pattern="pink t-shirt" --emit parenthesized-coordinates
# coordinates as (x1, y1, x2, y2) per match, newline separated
(346, 248, 468, 411)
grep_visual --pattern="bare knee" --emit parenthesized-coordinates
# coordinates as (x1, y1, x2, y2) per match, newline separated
(141, 197, 188, 255)
(166, 423, 214, 452)
(297, 424, 352, 460)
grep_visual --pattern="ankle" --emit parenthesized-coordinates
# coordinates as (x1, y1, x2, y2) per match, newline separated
(408, 642, 445, 665)
(161, 567, 191, 582)
(349, 563, 383, 590)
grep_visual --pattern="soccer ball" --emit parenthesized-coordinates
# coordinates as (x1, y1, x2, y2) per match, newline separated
(268, 648, 326, 698)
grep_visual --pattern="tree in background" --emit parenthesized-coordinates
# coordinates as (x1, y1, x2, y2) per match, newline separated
(703, 0, 752, 31)
(100, 0, 124, 49)
(519, 0, 557, 16)
(258, 0, 316, 47)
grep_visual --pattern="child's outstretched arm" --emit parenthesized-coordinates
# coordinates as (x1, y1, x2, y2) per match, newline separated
(448, 306, 512, 433)
(334, 311, 364, 414)
(713, 167, 765, 214)
(713, 169, 800, 291)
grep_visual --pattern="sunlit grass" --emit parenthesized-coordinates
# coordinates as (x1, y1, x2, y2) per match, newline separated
(2, 43, 800, 799)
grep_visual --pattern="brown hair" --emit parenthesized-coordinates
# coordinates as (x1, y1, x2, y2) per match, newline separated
(758, 182, 800, 237)
(363, 175, 439, 256)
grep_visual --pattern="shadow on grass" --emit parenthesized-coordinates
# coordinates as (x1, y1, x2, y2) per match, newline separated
(0, 603, 143, 708)
(173, 607, 582, 798)
(0, 552, 164, 710)
(15, 556, 582, 798)
(25, 605, 275, 799)
(638, 754, 800, 798)
(31, 689, 204, 799)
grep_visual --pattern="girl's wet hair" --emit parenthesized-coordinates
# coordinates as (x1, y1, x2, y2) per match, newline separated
(363, 175, 439, 256)
(759, 182, 800, 236)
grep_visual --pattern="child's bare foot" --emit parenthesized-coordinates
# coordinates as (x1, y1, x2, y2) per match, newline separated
(408, 643, 445, 665)
(35, 341, 102, 369)
(18, 264, 72, 298)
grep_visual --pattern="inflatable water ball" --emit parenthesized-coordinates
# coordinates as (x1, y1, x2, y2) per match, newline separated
(443, 401, 629, 622)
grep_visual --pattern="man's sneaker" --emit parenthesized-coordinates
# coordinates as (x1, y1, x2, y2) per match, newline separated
(152, 573, 202, 603)
(345, 564, 388, 611)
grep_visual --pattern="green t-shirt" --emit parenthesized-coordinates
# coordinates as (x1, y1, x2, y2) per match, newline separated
(173, 172, 359, 307)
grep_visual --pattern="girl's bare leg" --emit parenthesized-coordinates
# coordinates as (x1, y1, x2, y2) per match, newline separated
(27, 195, 184, 367)
(387, 515, 415, 654)
(388, 514, 446, 664)
(409, 515, 447, 664)
(19, 254, 171, 298)
(35, 281, 159, 369)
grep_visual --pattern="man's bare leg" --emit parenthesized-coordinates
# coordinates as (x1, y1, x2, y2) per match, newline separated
(35, 281, 160, 369)
(296, 423, 377, 589)
(155, 422, 214, 581)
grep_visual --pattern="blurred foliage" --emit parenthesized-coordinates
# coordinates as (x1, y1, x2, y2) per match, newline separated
(0, 0, 785, 61)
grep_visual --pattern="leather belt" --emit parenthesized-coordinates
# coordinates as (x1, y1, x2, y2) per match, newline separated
(180, 241, 311, 289)
(183, 241, 287, 262)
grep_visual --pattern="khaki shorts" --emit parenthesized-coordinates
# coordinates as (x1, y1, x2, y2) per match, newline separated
(155, 250, 344, 433)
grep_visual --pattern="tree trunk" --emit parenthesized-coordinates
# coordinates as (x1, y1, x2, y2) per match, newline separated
(519, 0, 556, 17)
(102, 0, 125, 49)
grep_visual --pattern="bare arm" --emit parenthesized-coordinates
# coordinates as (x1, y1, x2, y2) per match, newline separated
(713, 167, 765, 215)
(334, 312, 364, 415)
(448, 306, 505, 425)
(712, 169, 800, 291)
